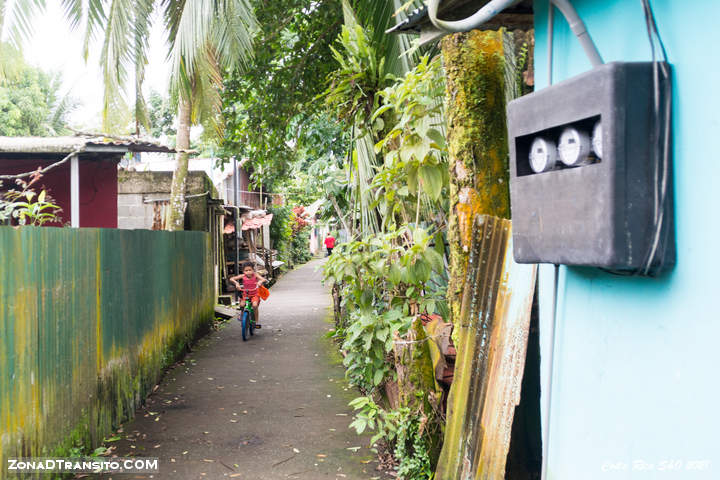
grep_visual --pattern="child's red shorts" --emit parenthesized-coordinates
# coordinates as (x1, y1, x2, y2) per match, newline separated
(242, 293, 260, 303)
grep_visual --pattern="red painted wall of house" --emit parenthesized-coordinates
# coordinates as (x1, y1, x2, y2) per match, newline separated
(0, 157, 118, 228)
(79, 159, 118, 228)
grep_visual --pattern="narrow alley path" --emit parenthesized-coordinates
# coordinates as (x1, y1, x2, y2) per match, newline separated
(112, 259, 384, 479)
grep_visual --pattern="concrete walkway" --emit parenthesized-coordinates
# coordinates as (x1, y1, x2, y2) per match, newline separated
(112, 259, 384, 479)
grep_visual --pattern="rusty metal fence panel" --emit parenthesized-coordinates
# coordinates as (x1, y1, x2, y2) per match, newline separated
(0, 226, 214, 468)
(436, 215, 536, 480)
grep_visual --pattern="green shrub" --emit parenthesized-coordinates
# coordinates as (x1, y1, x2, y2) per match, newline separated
(290, 226, 312, 265)
(269, 205, 293, 264)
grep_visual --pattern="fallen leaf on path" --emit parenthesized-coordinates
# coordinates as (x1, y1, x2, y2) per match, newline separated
(203, 459, 214, 463)
(230, 474, 242, 478)
(316, 454, 326, 458)
(203, 431, 210, 434)
(153, 444, 161, 449)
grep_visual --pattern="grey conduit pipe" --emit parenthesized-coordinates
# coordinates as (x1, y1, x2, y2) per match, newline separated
(427, 0, 603, 67)
(551, 0, 603, 66)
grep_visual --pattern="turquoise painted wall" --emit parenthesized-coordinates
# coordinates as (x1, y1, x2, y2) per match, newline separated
(533, 1, 720, 478)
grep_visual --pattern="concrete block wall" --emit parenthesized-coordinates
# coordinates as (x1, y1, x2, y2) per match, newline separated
(117, 170, 215, 231)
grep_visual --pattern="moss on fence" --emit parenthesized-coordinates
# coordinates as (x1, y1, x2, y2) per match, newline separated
(0, 226, 214, 471)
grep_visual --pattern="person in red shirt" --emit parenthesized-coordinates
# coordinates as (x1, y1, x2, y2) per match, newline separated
(324, 233, 336, 257)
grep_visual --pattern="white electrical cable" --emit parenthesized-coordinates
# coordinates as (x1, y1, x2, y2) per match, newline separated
(427, 0, 517, 32)
(428, 0, 603, 67)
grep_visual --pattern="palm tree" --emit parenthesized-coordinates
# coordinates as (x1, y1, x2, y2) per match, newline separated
(2, 0, 258, 230)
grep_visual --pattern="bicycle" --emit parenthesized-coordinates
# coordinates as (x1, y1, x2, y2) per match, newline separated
(239, 291, 256, 341)
(239, 285, 269, 341)
(237, 281, 270, 341)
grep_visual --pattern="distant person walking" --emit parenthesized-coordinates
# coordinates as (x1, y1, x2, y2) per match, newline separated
(324, 233, 336, 257)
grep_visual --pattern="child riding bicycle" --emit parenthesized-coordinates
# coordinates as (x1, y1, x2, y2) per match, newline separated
(230, 262, 268, 326)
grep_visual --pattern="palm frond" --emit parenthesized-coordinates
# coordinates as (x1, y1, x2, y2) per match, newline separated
(3, 0, 45, 50)
(210, 0, 257, 71)
(57, 0, 108, 61)
(354, 132, 381, 235)
(190, 48, 224, 136)
(133, 0, 154, 133)
(58, 0, 108, 60)
(349, 0, 414, 75)
(47, 74, 78, 135)
(166, 0, 256, 138)
(167, 0, 213, 95)
(98, 0, 134, 131)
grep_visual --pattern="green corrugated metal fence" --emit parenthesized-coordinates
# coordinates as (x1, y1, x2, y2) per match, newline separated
(0, 226, 214, 472)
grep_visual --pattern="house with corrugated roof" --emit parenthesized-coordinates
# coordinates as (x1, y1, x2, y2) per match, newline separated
(0, 135, 174, 228)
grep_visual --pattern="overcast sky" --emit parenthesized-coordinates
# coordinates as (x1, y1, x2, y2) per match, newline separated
(20, 2, 170, 130)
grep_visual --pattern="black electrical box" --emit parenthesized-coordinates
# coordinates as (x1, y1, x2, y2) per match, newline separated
(507, 62, 674, 275)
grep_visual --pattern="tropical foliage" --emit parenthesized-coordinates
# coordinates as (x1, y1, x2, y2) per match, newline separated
(0, 172, 62, 226)
(324, 226, 447, 391)
(1, 0, 259, 230)
(220, 0, 346, 190)
(268, 205, 312, 268)
(0, 49, 76, 136)
(319, 8, 450, 473)
(1, 1, 458, 476)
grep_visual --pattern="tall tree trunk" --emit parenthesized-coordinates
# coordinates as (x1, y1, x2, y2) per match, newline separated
(167, 96, 192, 231)
(443, 30, 513, 327)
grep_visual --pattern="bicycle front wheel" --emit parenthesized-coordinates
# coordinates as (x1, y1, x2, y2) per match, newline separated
(241, 310, 250, 341)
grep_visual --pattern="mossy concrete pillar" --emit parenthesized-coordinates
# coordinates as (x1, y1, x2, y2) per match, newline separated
(442, 29, 513, 329)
